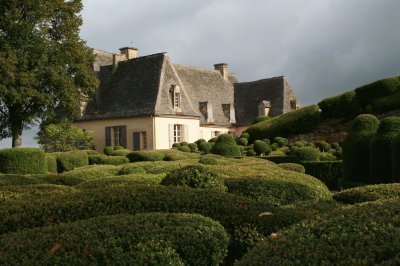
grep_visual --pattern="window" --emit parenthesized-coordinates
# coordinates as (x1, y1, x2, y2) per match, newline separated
(142, 131, 148, 150)
(174, 124, 182, 143)
(113, 126, 122, 146)
(171, 85, 181, 110)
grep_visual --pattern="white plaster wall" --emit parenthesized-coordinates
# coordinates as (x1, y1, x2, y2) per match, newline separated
(74, 117, 154, 153)
(199, 126, 235, 140)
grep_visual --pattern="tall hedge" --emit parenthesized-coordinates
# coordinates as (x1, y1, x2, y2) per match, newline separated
(342, 114, 380, 183)
(370, 116, 400, 183)
(54, 150, 89, 173)
(0, 213, 229, 266)
(211, 134, 241, 157)
(392, 136, 400, 182)
(355, 76, 400, 107)
(0, 148, 47, 174)
(318, 90, 360, 119)
(245, 105, 321, 141)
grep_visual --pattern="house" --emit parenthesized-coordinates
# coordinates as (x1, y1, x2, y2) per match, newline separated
(74, 47, 301, 152)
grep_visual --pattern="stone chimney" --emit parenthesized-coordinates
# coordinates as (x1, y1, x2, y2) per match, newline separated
(214, 63, 228, 80)
(113, 47, 138, 71)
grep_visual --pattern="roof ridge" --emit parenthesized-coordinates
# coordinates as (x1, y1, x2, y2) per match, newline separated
(239, 76, 285, 84)
(173, 64, 219, 73)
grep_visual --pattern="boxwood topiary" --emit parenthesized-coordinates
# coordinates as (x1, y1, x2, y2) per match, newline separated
(370, 116, 400, 183)
(199, 156, 218, 165)
(237, 199, 400, 265)
(179, 146, 191, 153)
(355, 76, 400, 107)
(270, 143, 279, 151)
(0, 148, 47, 174)
(199, 142, 212, 154)
(103, 146, 114, 155)
(342, 114, 379, 183)
(46, 154, 58, 174)
(315, 141, 331, 152)
(0, 184, 77, 203)
(118, 165, 146, 175)
(127, 151, 165, 162)
(295, 147, 320, 162)
(0, 213, 229, 266)
(392, 136, 400, 182)
(180, 141, 189, 147)
(333, 183, 400, 204)
(172, 143, 181, 149)
(240, 133, 250, 139)
(161, 165, 227, 192)
(110, 149, 131, 157)
(188, 143, 198, 152)
(236, 137, 248, 146)
(211, 134, 241, 157)
(253, 140, 271, 156)
(54, 150, 89, 173)
(277, 163, 305, 174)
(99, 156, 130, 165)
(273, 137, 286, 148)
(301, 161, 342, 190)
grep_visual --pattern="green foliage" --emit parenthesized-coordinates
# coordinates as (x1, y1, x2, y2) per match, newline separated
(57, 165, 119, 185)
(315, 140, 331, 152)
(188, 143, 198, 151)
(110, 149, 131, 157)
(88, 154, 106, 165)
(237, 199, 400, 265)
(54, 150, 89, 173)
(0, 148, 47, 174)
(0, 213, 229, 266)
(370, 116, 400, 183)
(240, 133, 250, 139)
(103, 146, 114, 155)
(371, 91, 400, 113)
(118, 165, 146, 175)
(128, 151, 165, 162)
(208, 137, 217, 143)
(333, 183, 400, 204)
(164, 153, 188, 161)
(245, 105, 321, 141)
(211, 134, 241, 157)
(392, 136, 400, 182)
(246, 150, 257, 156)
(273, 137, 288, 147)
(318, 90, 360, 119)
(0, 174, 49, 187)
(46, 154, 57, 174)
(342, 114, 380, 183)
(355, 76, 400, 107)
(195, 139, 206, 146)
(199, 142, 212, 154)
(199, 156, 219, 165)
(178, 146, 191, 153)
(35, 120, 93, 152)
(270, 143, 279, 151)
(0, 0, 98, 147)
(180, 141, 189, 146)
(277, 163, 306, 174)
(265, 155, 299, 164)
(236, 137, 248, 146)
(0, 184, 76, 203)
(295, 147, 320, 162)
(98, 156, 129, 165)
(75, 174, 165, 189)
(253, 140, 271, 156)
(253, 116, 270, 124)
(162, 165, 227, 192)
(301, 161, 342, 190)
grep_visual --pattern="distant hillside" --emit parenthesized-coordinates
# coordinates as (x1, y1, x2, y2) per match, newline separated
(245, 76, 400, 142)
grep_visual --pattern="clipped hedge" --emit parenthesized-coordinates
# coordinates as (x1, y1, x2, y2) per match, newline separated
(342, 114, 380, 183)
(264, 155, 299, 164)
(253, 140, 271, 156)
(211, 134, 241, 157)
(301, 161, 342, 190)
(54, 150, 89, 173)
(318, 90, 360, 119)
(55, 165, 120, 186)
(237, 199, 400, 265)
(127, 151, 165, 162)
(0, 184, 77, 203)
(110, 148, 132, 157)
(118, 164, 146, 175)
(245, 105, 321, 141)
(199, 142, 212, 153)
(0, 174, 49, 187)
(75, 174, 165, 189)
(370, 116, 400, 183)
(355, 76, 400, 107)
(392, 136, 400, 182)
(0, 213, 229, 266)
(46, 154, 58, 174)
(371, 91, 400, 113)
(277, 163, 305, 174)
(333, 183, 400, 204)
(0, 148, 47, 174)
(295, 147, 320, 162)
(98, 155, 130, 165)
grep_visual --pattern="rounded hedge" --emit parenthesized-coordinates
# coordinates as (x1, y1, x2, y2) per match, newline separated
(392, 136, 400, 182)
(333, 183, 400, 204)
(240, 133, 250, 139)
(188, 143, 198, 151)
(172, 143, 181, 149)
(162, 165, 227, 192)
(370, 116, 400, 183)
(46, 154, 58, 174)
(295, 147, 320, 162)
(54, 150, 89, 173)
(273, 137, 287, 148)
(315, 141, 331, 152)
(199, 156, 218, 165)
(277, 163, 306, 174)
(178, 146, 191, 153)
(164, 153, 188, 161)
(237, 199, 400, 265)
(118, 165, 146, 175)
(103, 146, 114, 155)
(127, 151, 165, 162)
(0, 148, 47, 174)
(0, 184, 77, 203)
(211, 134, 241, 157)
(99, 155, 130, 165)
(195, 139, 206, 146)
(253, 140, 271, 156)
(199, 142, 212, 154)
(180, 141, 189, 146)
(110, 149, 131, 157)
(270, 143, 278, 151)
(342, 114, 380, 183)
(236, 137, 248, 146)
(0, 213, 229, 266)
(253, 116, 270, 124)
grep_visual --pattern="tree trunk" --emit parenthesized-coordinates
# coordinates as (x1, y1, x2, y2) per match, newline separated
(12, 122, 23, 148)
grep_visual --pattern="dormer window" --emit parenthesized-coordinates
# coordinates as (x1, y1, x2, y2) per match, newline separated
(172, 85, 181, 111)
(258, 100, 271, 116)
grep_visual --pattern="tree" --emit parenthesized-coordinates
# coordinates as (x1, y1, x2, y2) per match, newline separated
(0, 0, 98, 147)
(35, 120, 93, 152)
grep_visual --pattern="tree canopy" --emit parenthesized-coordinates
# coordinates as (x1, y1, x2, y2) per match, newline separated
(0, 0, 98, 147)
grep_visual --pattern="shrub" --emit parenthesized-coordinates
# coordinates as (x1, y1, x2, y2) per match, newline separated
(208, 137, 217, 143)
(270, 143, 279, 151)
(236, 137, 248, 146)
(164, 153, 188, 161)
(0, 184, 77, 203)
(240, 133, 250, 139)
(0, 148, 47, 174)
(180, 141, 189, 147)
(253, 140, 271, 156)
(315, 141, 331, 152)
(53, 150, 89, 173)
(370, 116, 400, 183)
(333, 183, 400, 204)
(318, 90, 361, 119)
(172, 143, 181, 149)
(110, 149, 131, 157)
(161, 165, 227, 192)
(371, 91, 400, 113)
(277, 163, 305, 174)
(253, 116, 270, 124)
(0, 213, 229, 266)
(188, 143, 198, 151)
(99, 156, 130, 165)
(195, 139, 206, 146)
(265, 156, 299, 164)
(88, 154, 107, 165)
(118, 165, 146, 175)
(263, 139, 270, 145)
(103, 146, 114, 155)
(237, 199, 400, 265)
(301, 161, 342, 190)
(342, 114, 380, 183)
(319, 153, 338, 161)
(273, 137, 287, 147)
(57, 165, 120, 185)
(178, 146, 191, 153)
(84, 149, 98, 156)
(392, 136, 400, 182)
(75, 174, 165, 189)
(199, 142, 212, 154)
(331, 142, 340, 149)
(199, 156, 218, 165)
(127, 151, 165, 162)
(355, 76, 400, 107)
(295, 147, 320, 162)
(246, 150, 256, 156)
(211, 134, 241, 157)
(245, 105, 321, 141)
(0, 174, 49, 187)
(46, 154, 58, 174)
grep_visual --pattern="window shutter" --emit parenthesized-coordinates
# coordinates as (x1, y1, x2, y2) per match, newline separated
(105, 127, 111, 146)
(183, 125, 189, 142)
(169, 124, 174, 148)
(120, 126, 127, 148)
